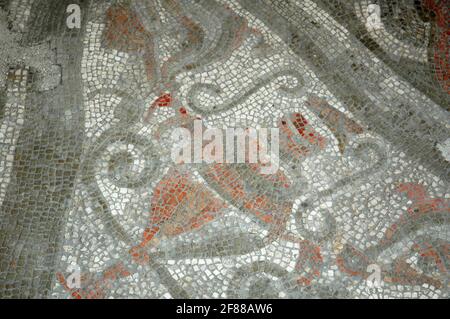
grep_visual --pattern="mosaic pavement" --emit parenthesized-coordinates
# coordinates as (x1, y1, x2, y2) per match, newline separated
(0, 0, 449, 299)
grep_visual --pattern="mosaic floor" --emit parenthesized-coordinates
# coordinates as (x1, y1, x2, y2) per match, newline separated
(0, 0, 449, 299)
